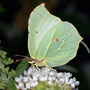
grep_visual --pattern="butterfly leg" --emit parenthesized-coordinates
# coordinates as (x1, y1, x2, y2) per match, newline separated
(45, 63, 53, 70)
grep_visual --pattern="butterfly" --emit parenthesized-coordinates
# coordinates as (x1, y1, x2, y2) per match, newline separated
(27, 3, 82, 67)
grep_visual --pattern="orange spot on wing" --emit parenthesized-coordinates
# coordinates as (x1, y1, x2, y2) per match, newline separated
(56, 38, 60, 42)
(35, 31, 38, 34)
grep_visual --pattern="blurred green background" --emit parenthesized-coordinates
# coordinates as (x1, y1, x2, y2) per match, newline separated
(0, 0, 90, 90)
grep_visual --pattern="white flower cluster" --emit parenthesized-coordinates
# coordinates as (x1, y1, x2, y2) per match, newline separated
(15, 66, 79, 90)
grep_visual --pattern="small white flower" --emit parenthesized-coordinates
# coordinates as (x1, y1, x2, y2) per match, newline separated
(57, 72, 63, 77)
(52, 77, 56, 80)
(23, 77, 28, 82)
(55, 78, 59, 83)
(73, 77, 76, 82)
(48, 76, 53, 81)
(28, 77, 33, 81)
(49, 71, 55, 76)
(33, 76, 38, 81)
(36, 73, 40, 77)
(27, 68, 32, 75)
(32, 71, 40, 77)
(68, 78, 74, 84)
(15, 84, 20, 89)
(30, 81, 34, 87)
(28, 67, 34, 72)
(18, 82, 24, 88)
(30, 81, 38, 87)
(20, 75, 23, 79)
(24, 70, 27, 75)
(15, 77, 21, 83)
(26, 82, 30, 89)
(41, 67, 50, 75)
(22, 87, 27, 90)
(59, 78, 65, 84)
(42, 67, 50, 72)
(48, 81, 53, 85)
(33, 81, 39, 86)
(64, 72, 72, 78)
(15, 66, 80, 89)
(39, 76, 47, 81)
(75, 81, 80, 86)
(65, 77, 69, 83)
(71, 83, 75, 88)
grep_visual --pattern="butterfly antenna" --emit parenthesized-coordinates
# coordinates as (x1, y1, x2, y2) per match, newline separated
(15, 58, 25, 63)
(15, 54, 27, 58)
(81, 41, 90, 54)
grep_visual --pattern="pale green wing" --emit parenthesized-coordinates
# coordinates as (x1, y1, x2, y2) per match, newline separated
(28, 3, 62, 60)
(45, 22, 83, 67)
(28, 3, 83, 67)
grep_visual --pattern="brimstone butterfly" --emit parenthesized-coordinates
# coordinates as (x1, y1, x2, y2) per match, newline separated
(28, 3, 83, 67)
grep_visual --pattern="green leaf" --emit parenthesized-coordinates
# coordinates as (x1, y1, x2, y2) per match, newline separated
(9, 69, 15, 77)
(0, 62, 4, 69)
(0, 82, 5, 89)
(6, 58, 13, 65)
(14, 60, 28, 77)
(0, 50, 13, 65)
(28, 3, 83, 67)
(32, 81, 71, 90)
(4, 78, 17, 90)
(0, 50, 15, 89)
(32, 81, 59, 90)
(0, 50, 7, 59)
(3, 67, 9, 74)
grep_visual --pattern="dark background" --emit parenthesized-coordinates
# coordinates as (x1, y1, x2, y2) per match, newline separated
(0, 0, 90, 90)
